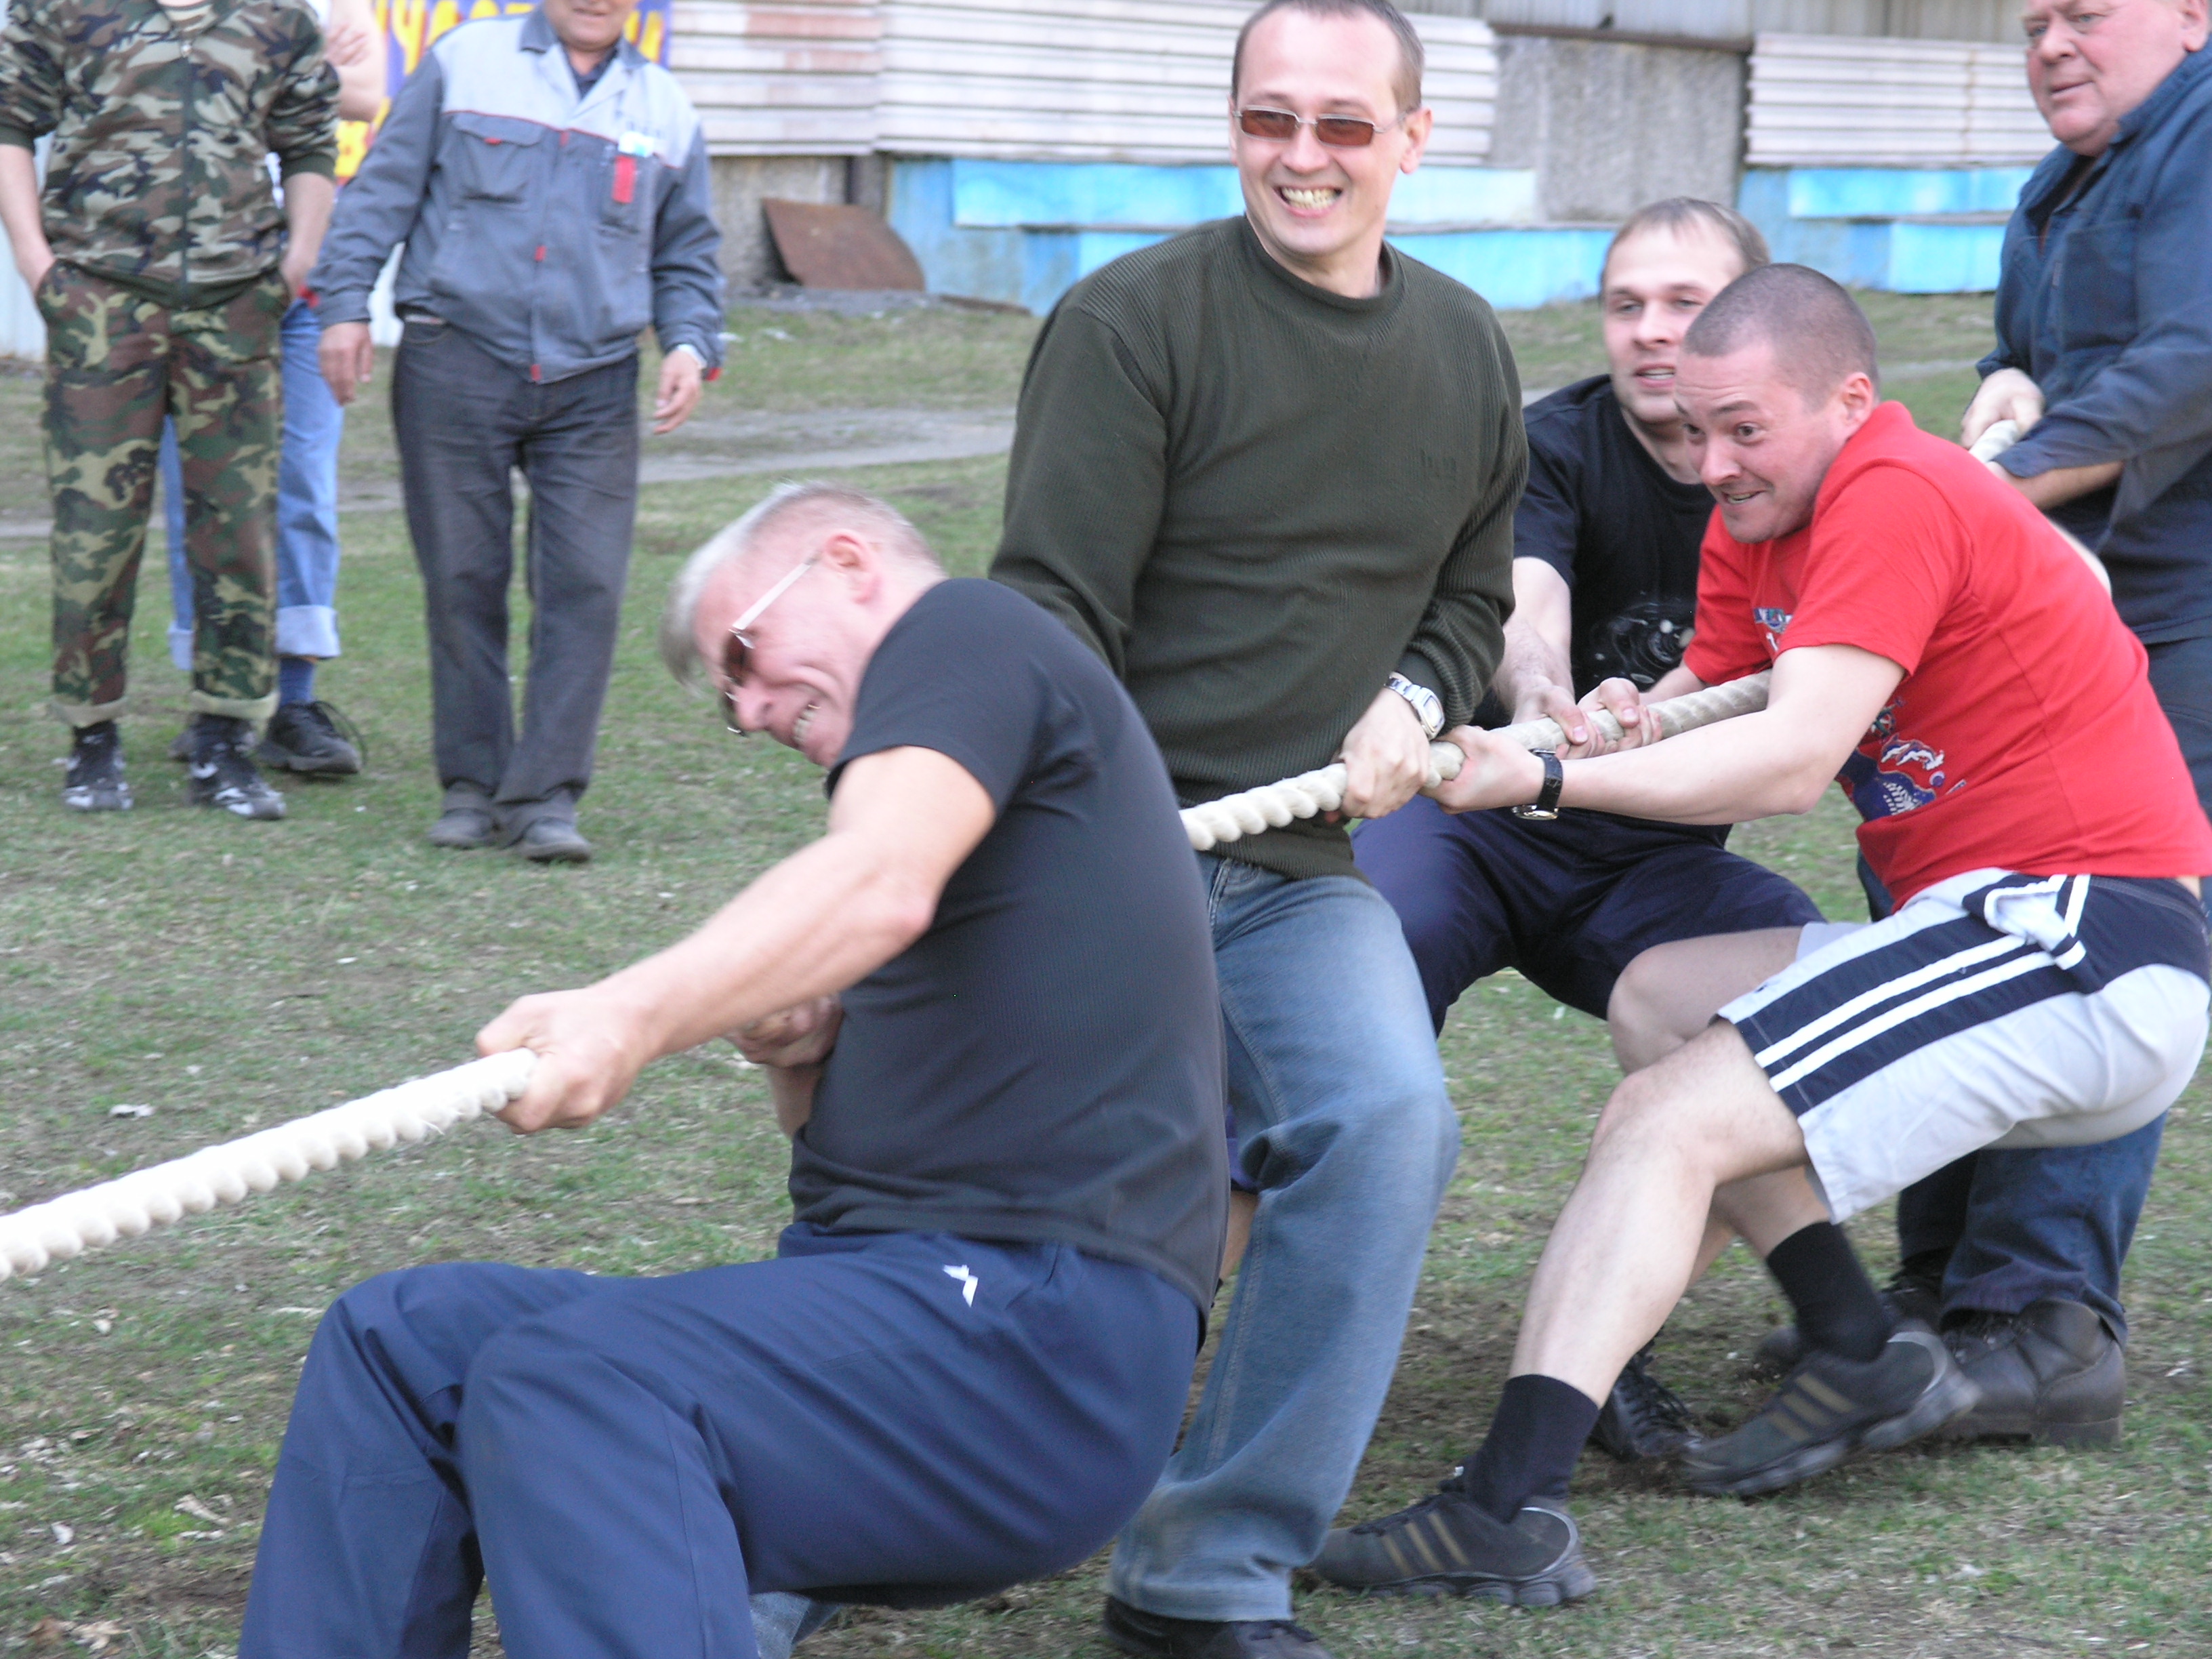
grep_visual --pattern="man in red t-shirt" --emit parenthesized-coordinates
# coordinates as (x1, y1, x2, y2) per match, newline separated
(1310, 264, 2210, 1606)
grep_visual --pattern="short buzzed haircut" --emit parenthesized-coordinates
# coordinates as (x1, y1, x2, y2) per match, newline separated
(1232, 0, 1425, 114)
(1602, 198, 1770, 287)
(1681, 262, 1882, 401)
(658, 480, 938, 685)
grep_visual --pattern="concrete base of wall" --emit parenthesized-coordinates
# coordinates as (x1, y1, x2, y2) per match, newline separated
(1487, 35, 1746, 222)
(1740, 167, 2010, 293)
(708, 155, 886, 293)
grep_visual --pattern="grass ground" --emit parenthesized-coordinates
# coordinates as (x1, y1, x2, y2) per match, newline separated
(3, 294, 2209, 1659)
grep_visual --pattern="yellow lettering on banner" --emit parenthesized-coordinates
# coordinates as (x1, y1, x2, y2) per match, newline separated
(467, 0, 497, 18)
(336, 119, 369, 180)
(636, 9, 663, 58)
(388, 0, 431, 76)
(426, 0, 462, 49)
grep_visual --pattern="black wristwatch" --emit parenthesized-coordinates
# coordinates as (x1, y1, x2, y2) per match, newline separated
(1512, 750, 1565, 821)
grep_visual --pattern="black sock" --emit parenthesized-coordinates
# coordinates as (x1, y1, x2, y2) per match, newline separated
(1450, 1374, 1601, 1523)
(1767, 1221, 1895, 1363)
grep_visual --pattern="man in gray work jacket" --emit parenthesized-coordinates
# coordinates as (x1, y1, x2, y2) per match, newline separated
(309, 0, 724, 863)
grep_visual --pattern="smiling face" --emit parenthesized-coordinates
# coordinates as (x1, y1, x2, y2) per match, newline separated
(2022, 0, 2209, 156)
(694, 533, 890, 768)
(1231, 7, 1433, 297)
(1601, 224, 1753, 435)
(1675, 342, 1877, 544)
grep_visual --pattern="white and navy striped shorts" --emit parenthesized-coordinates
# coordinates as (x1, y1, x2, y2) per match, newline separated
(1720, 868, 2211, 1223)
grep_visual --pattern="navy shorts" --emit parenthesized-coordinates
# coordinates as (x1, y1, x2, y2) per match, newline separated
(1354, 795, 1823, 1027)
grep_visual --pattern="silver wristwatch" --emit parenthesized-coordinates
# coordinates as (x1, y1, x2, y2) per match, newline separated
(1387, 673, 1444, 739)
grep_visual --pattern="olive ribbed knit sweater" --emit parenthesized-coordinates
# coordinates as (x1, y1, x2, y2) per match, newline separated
(990, 216, 1525, 880)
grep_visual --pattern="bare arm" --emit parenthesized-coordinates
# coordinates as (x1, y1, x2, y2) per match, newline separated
(0, 143, 51, 290)
(478, 745, 997, 1132)
(279, 171, 335, 295)
(2001, 459, 2125, 510)
(1433, 642, 1904, 824)
(324, 0, 386, 122)
(1494, 559, 1575, 723)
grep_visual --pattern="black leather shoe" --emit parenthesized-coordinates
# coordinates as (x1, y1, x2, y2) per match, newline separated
(258, 699, 363, 775)
(428, 806, 498, 849)
(1684, 1329, 1977, 1496)
(1754, 1261, 1944, 1374)
(1103, 1597, 1333, 1658)
(513, 818, 594, 864)
(1937, 1299, 2124, 1447)
(1307, 1490, 1595, 1605)
(1590, 1342, 1698, 1460)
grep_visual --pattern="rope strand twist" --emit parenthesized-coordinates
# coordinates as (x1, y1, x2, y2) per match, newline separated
(0, 1050, 538, 1282)
(1181, 672, 1773, 851)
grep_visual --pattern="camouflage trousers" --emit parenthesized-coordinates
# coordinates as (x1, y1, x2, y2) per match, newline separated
(39, 264, 287, 726)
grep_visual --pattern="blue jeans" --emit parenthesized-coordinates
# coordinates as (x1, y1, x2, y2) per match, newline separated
(1884, 641, 2212, 1339)
(163, 298, 343, 668)
(1108, 854, 1458, 1623)
(1898, 1118, 2166, 1340)
(239, 1229, 1197, 1659)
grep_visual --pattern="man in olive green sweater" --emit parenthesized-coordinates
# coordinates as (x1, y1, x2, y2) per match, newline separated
(990, 3, 1534, 1652)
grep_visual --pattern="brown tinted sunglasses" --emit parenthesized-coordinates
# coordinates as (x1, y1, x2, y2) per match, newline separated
(1236, 106, 1408, 147)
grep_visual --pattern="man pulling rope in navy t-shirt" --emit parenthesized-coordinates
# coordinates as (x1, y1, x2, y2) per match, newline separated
(233, 483, 1228, 1659)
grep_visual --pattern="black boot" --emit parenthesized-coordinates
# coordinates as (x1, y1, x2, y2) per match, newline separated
(62, 721, 131, 812)
(188, 715, 287, 820)
(1938, 1299, 2125, 1447)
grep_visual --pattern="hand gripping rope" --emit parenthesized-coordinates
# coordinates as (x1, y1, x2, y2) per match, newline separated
(0, 1050, 539, 1283)
(3, 677, 1776, 1277)
(1181, 671, 1774, 851)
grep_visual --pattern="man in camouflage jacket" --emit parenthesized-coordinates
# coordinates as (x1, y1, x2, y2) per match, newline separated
(0, 0, 339, 820)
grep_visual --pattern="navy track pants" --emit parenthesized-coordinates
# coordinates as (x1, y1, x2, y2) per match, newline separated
(239, 1226, 1198, 1659)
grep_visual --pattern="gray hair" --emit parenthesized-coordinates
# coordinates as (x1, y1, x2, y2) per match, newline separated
(1232, 0, 1425, 114)
(657, 481, 939, 686)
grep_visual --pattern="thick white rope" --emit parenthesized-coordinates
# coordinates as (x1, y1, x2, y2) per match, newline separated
(0, 1050, 537, 1283)
(1181, 672, 1774, 851)
(1970, 419, 2020, 463)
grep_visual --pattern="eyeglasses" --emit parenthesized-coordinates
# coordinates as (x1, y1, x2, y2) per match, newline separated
(718, 552, 817, 734)
(1235, 106, 1408, 148)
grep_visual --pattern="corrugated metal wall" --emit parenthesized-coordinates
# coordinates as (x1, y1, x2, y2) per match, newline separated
(1747, 33, 2045, 163)
(672, 0, 1498, 166)
(668, 1, 882, 155)
(1402, 0, 2019, 43)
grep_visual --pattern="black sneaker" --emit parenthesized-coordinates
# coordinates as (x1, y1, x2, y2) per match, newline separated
(1307, 1489, 1596, 1606)
(1590, 1343, 1698, 1461)
(1103, 1597, 1333, 1658)
(62, 721, 132, 811)
(1937, 1299, 2124, 1448)
(1753, 1260, 1945, 1374)
(1682, 1330, 1977, 1497)
(188, 716, 287, 820)
(258, 699, 363, 775)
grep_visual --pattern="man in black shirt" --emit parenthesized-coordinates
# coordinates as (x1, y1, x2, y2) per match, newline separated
(236, 483, 1226, 1659)
(1351, 199, 1822, 1471)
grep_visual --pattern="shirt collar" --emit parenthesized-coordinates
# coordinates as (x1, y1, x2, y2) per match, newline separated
(2112, 44, 2209, 151)
(521, 5, 646, 83)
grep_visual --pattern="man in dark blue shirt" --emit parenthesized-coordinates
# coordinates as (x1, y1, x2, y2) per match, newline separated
(234, 483, 1227, 1659)
(1933, 0, 2212, 1450)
